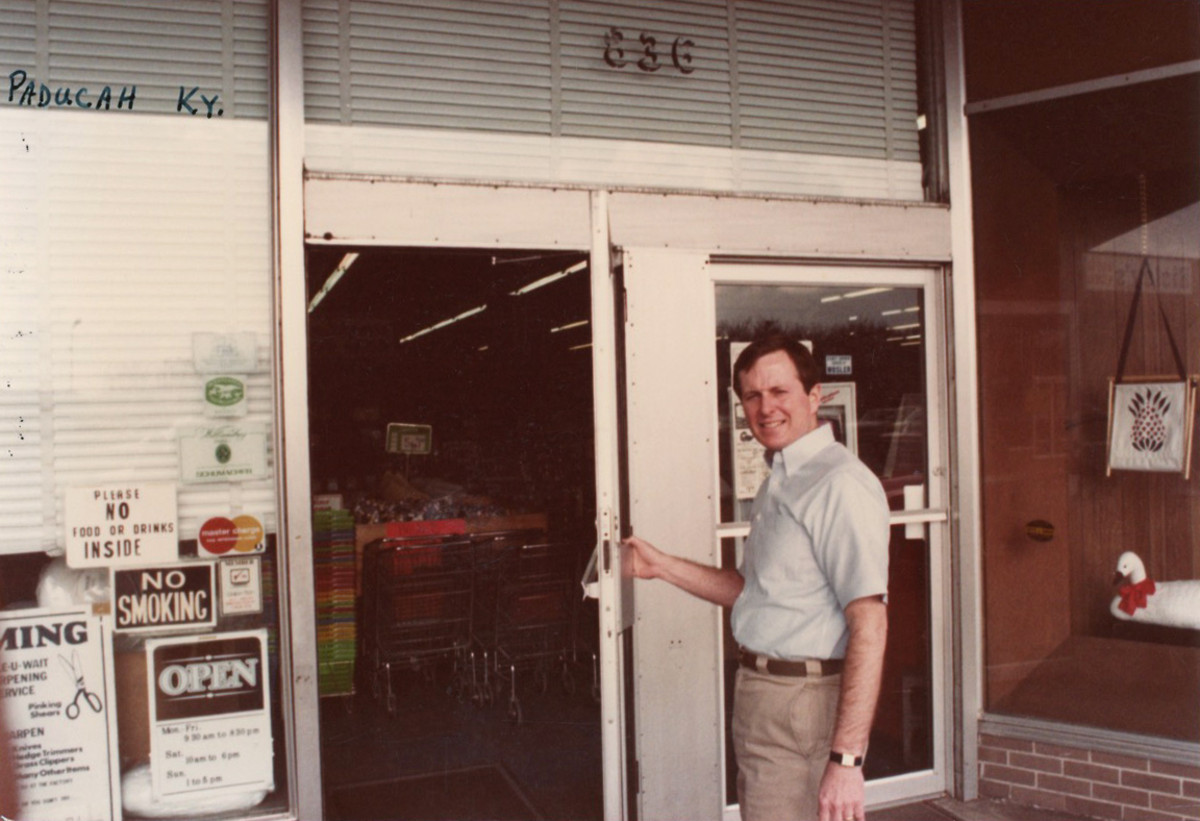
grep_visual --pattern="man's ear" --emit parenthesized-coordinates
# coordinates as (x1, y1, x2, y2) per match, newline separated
(808, 383, 822, 410)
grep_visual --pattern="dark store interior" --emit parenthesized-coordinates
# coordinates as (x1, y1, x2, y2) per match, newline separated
(305, 245, 603, 821)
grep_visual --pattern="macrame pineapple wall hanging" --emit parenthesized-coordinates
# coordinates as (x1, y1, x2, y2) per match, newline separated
(1105, 175, 1198, 479)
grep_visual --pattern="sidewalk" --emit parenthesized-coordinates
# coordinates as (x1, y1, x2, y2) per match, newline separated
(874, 796, 1094, 820)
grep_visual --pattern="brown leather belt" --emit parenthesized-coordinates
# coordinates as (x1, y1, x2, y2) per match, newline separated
(738, 649, 844, 677)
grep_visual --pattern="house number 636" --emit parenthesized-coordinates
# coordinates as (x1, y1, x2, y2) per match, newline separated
(603, 27, 695, 74)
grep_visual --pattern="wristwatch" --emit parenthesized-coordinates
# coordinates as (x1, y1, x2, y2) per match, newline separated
(829, 750, 864, 767)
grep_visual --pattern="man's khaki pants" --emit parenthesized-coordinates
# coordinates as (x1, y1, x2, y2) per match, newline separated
(732, 666, 841, 821)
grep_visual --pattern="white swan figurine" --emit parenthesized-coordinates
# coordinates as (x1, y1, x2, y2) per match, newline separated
(1110, 551, 1200, 630)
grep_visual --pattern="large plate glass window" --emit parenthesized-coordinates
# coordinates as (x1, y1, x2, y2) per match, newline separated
(970, 59, 1200, 741)
(0, 3, 288, 819)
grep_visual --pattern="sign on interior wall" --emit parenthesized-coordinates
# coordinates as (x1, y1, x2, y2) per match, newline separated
(817, 382, 859, 456)
(178, 424, 269, 484)
(0, 608, 121, 821)
(825, 354, 852, 376)
(63, 483, 179, 569)
(146, 630, 274, 803)
(112, 563, 217, 633)
(385, 422, 433, 455)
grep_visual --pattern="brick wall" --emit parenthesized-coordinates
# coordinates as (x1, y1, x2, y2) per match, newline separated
(979, 733, 1200, 821)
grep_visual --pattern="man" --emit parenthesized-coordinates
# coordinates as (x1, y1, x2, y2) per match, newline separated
(624, 334, 889, 821)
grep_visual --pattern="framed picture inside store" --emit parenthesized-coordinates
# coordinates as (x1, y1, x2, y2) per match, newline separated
(1105, 255, 1197, 480)
(1106, 375, 1198, 478)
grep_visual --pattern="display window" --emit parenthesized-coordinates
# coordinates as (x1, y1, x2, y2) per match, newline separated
(971, 68, 1200, 740)
(0, 2, 291, 819)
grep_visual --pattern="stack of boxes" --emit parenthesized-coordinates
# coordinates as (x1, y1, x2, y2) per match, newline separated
(313, 503, 357, 696)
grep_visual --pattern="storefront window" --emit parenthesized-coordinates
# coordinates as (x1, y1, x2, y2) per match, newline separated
(972, 71, 1200, 740)
(0, 2, 289, 818)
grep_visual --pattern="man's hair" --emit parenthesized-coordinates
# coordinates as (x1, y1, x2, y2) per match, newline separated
(732, 334, 820, 397)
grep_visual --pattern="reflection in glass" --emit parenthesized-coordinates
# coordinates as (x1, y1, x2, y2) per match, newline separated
(714, 284, 934, 791)
(715, 284, 929, 524)
(973, 72, 1200, 742)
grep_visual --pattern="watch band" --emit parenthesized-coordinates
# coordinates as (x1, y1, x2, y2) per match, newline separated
(829, 750, 864, 767)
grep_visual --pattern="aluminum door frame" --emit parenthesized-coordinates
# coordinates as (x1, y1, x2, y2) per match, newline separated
(712, 260, 951, 811)
(292, 179, 633, 820)
(622, 250, 953, 818)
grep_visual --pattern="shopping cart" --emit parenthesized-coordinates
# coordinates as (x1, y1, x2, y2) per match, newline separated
(463, 529, 540, 707)
(359, 535, 475, 713)
(489, 540, 581, 722)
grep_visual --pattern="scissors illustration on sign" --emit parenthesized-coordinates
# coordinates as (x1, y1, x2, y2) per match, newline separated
(59, 650, 103, 720)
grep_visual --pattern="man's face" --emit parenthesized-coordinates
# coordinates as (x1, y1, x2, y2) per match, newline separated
(738, 350, 821, 451)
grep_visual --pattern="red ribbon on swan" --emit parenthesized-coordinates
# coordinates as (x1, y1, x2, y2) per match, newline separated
(1118, 578, 1156, 615)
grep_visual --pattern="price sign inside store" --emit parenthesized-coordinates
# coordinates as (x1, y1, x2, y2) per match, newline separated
(385, 423, 433, 455)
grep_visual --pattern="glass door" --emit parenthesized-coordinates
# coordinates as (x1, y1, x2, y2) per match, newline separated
(711, 264, 950, 809)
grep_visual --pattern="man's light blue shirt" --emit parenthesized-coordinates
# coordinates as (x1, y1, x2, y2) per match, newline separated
(730, 423, 890, 660)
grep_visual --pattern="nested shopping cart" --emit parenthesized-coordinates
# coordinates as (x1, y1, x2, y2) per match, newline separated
(488, 540, 581, 722)
(462, 529, 541, 707)
(359, 534, 475, 713)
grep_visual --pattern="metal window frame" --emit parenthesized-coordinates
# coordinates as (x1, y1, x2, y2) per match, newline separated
(271, 1, 322, 819)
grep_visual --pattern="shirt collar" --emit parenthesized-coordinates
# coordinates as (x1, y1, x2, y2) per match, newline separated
(769, 424, 835, 476)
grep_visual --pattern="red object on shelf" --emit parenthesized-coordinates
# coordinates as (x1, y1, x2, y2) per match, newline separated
(385, 519, 467, 538)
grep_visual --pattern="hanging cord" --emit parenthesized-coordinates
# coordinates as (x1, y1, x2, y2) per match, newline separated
(1139, 173, 1149, 257)
(1114, 174, 1187, 383)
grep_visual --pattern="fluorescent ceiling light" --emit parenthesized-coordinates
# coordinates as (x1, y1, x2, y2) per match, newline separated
(820, 287, 893, 303)
(844, 286, 893, 299)
(568, 342, 592, 351)
(307, 252, 359, 313)
(889, 322, 921, 331)
(510, 261, 587, 296)
(399, 304, 487, 344)
(551, 319, 589, 333)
